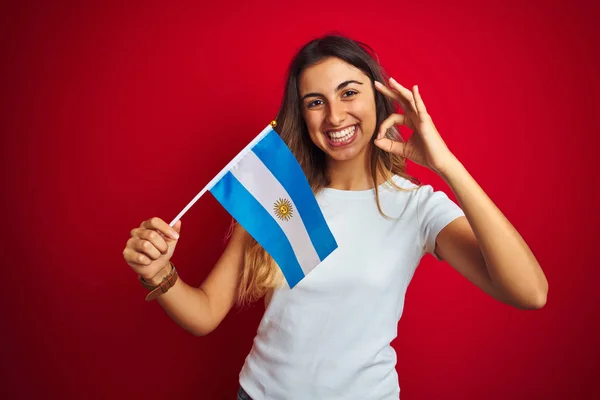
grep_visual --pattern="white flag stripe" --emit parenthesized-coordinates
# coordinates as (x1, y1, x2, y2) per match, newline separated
(230, 151, 321, 275)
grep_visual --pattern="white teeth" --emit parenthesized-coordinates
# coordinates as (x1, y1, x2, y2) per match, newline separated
(327, 125, 356, 142)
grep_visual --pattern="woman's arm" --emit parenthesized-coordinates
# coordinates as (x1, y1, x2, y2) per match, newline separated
(434, 157, 548, 310)
(153, 223, 247, 336)
(372, 79, 547, 309)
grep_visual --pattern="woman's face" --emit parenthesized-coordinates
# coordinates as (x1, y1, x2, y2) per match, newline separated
(298, 57, 377, 163)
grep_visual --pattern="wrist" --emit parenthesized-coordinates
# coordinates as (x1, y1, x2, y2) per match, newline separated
(138, 261, 179, 301)
(146, 262, 173, 286)
(434, 154, 463, 182)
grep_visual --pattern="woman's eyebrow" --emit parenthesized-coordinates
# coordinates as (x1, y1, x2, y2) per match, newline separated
(301, 80, 364, 101)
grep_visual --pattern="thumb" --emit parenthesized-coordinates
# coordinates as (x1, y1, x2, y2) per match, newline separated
(374, 138, 405, 155)
(172, 219, 182, 234)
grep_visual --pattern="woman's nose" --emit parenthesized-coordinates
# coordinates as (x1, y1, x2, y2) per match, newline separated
(326, 101, 346, 126)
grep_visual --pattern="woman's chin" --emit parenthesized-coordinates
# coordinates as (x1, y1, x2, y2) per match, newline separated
(325, 142, 370, 162)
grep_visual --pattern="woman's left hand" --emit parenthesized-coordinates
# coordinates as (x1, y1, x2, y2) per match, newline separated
(374, 78, 456, 174)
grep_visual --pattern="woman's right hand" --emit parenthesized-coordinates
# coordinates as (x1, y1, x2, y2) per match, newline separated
(123, 217, 182, 282)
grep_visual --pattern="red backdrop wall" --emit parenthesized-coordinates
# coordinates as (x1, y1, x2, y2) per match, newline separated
(2, 0, 599, 399)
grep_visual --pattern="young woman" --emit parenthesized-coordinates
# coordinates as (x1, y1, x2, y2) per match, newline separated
(123, 35, 548, 400)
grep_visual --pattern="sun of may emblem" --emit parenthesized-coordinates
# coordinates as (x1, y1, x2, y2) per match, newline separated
(273, 198, 294, 221)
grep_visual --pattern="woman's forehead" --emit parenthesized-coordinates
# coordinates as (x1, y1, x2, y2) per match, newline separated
(298, 58, 368, 93)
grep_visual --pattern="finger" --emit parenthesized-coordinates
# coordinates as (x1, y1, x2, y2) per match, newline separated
(413, 85, 428, 115)
(137, 229, 169, 254)
(172, 219, 182, 234)
(373, 137, 406, 155)
(141, 217, 179, 240)
(377, 113, 407, 139)
(389, 78, 417, 113)
(374, 80, 411, 111)
(130, 237, 164, 260)
(131, 226, 168, 242)
(122, 246, 152, 266)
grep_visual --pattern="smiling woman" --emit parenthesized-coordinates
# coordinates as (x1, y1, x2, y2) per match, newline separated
(123, 34, 548, 400)
(300, 61, 377, 163)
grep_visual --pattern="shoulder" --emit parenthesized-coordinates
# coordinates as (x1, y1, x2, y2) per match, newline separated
(390, 176, 452, 205)
(374, 175, 425, 218)
(414, 183, 464, 229)
(387, 176, 461, 220)
(388, 174, 419, 190)
(379, 175, 420, 200)
(383, 175, 437, 201)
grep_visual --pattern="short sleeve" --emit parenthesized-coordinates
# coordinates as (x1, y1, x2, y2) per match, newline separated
(417, 185, 465, 260)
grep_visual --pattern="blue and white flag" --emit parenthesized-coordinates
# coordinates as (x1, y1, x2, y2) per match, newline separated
(170, 124, 337, 288)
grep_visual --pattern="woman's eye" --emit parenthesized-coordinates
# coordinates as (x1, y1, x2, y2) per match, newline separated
(307, 99, 323, 108)
(307, 92, 356, 108)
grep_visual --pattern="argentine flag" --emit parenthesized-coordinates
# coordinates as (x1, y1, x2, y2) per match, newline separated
(171, 124, 338, 288)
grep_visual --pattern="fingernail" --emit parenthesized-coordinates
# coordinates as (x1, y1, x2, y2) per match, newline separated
(172, 231, 179, 239)
(390, 77, 397, 84)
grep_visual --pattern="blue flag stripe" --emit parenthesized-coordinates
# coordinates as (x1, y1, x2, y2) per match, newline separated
(252, 129, 337, 261)
(210, 171, 305, 288)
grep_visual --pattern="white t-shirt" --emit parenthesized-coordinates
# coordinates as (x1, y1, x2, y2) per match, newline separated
(239, 175, 465, 399)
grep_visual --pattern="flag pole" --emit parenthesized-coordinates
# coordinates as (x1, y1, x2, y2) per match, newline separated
(169, 120, 278, 227)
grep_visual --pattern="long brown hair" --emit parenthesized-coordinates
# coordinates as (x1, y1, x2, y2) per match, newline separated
(235, 34, 420, 306)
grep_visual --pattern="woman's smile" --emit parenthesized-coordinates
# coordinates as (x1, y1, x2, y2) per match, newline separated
(324, 124, 359, 147)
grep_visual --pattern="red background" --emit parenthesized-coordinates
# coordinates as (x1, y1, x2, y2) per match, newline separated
(2, 0, 599, 399)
